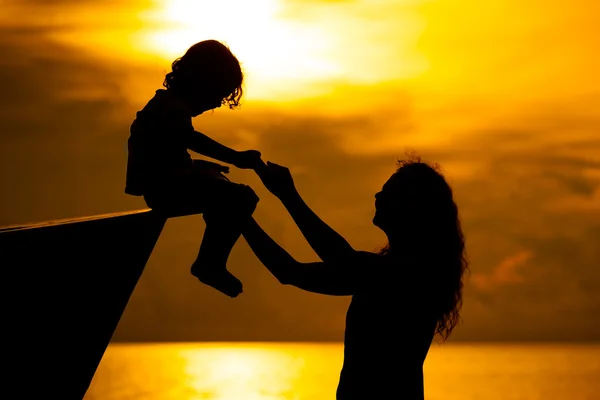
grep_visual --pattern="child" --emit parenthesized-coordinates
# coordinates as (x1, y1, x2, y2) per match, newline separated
(125, 39, 263, 298)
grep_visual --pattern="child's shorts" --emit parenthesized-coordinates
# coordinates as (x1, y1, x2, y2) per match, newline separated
(143, 162, 257, 218)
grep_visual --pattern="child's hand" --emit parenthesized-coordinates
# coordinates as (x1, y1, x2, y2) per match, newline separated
(234, 150, 263, 169)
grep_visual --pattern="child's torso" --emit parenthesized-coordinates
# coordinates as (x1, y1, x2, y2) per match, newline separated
(125, 89, 195, 194)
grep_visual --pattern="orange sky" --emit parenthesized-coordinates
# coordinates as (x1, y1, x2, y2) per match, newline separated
(1, 0, 599, 341)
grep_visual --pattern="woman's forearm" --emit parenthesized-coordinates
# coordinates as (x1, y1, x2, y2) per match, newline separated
(242, 218, 354, 296)
(241, 218, 297, 285)
(278, 189, 354, 264)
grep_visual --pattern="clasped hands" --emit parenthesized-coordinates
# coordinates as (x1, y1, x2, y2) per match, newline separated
(230, 150, 297, 199)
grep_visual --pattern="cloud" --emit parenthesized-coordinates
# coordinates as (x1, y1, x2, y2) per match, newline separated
(118, 99, 600, 341)
(460, 226, 600, 342)
(1, 4, 600, 342)
(471, 250, 535, 291)
(0, 27, 389, 341)
(435, 122, 600, 340)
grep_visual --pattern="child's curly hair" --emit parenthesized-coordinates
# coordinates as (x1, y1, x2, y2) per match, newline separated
(163, 40, 243, 109)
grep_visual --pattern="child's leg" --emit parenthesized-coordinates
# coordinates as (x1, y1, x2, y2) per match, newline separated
(191, 183, 258, 297)
(191, 214, 244, 297)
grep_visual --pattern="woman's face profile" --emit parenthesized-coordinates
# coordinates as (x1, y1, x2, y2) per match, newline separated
(373, 176, 399, 230)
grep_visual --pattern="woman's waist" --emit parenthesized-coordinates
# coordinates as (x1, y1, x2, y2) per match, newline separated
(337, 363, 424, 399)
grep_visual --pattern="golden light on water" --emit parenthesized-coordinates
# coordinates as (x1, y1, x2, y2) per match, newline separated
(86, 343, 600, 399)
(179, 344, 307, 399)
(85, 343, 344, 399)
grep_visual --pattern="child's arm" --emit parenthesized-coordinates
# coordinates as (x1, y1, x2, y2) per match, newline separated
(242, 217, 361, 296)
(185, 129, 260, 169)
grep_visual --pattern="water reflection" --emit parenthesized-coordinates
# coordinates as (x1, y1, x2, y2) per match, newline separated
(86, 343, 342, 400)
(180, 344, 304, 399)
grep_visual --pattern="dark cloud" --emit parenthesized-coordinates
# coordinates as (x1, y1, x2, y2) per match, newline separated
(115, 102, 600, 341)
(429, 123, 600, 341)
(0, 29, 143, 223)
(113, 111, 404, 341)
(0, 28, 388, 341)
(461, 227, 600, 341)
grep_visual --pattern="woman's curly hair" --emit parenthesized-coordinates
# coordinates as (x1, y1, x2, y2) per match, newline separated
(379, 153, 469, 342)
(163, 40, 243, 109)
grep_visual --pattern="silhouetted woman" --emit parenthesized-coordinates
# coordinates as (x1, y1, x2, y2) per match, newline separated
(244, 155, 469, 399)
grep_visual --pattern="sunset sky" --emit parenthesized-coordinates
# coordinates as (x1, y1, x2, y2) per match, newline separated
(1, 0, 599, 342)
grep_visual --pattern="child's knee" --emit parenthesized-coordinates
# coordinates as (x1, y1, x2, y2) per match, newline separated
(237, 184, 258, 213)
(204, 183, 258, 218)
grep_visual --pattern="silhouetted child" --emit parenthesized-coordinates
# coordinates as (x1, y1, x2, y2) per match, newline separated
(125, 39, 263, 298)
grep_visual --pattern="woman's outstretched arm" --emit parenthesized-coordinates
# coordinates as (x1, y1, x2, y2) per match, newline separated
(254, 162, 355, 264)
(242, 217, 357, 296)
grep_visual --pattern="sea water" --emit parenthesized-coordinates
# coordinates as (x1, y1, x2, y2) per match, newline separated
(84, 342, 600, 400)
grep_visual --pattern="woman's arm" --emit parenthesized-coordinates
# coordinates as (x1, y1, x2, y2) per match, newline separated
(280, 189, 355, 263)
(242, 217, 361, 296)
(255, 163, 355, 264)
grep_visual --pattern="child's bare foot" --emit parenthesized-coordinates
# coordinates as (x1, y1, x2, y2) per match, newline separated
(191, 264, 243, 298)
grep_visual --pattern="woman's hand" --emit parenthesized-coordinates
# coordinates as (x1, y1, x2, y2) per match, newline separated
(255, 161, 298, 199)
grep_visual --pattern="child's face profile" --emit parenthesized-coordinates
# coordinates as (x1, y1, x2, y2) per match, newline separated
(190, 97, 222, 116)
(187, 89, 224, 116)
(189, 83, 236, 116)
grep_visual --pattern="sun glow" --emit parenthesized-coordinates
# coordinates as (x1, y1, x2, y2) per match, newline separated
(138, 0, 339, 100)
(36, 0, 428, 105)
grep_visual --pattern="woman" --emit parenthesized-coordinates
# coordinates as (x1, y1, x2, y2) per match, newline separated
(243, 155, 469, 399)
